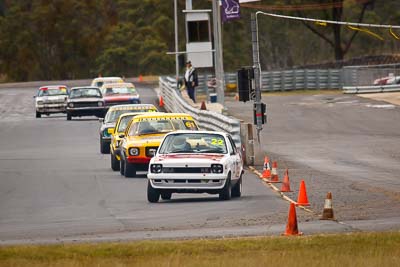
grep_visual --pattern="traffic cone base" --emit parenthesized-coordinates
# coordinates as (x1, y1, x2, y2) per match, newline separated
(270, 161, 281, 183)
(321, 192, 335, 220)
(261, 169, 271, 179)
(283, 203, 303, 236)
(296, 180, 310, 206)
(280, 169, 292, 192)
(200, 101, 207, 110)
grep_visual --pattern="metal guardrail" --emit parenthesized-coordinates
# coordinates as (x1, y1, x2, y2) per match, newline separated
(261, 69, 342, 91)
(192, 69, 342, 93)
(343, 84, 400, 94)
(159, 76, 242, 146)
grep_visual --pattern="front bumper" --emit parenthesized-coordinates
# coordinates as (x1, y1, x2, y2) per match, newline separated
(148, 173, 227, 190)
(67, 107, 105, 116)
(126, 156, 151, 164)
(36, 104, 66, 113)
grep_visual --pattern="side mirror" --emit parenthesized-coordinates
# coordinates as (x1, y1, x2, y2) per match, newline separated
(33, 95, 36, 98)
(99, 118, 104, 123)
(107, 128, 114, 135)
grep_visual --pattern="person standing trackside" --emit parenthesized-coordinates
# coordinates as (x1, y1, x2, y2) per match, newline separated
(184, 61, 198, 103)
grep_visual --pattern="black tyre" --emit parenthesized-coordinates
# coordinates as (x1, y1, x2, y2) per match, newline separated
(147, 180, 160, 203)
(231, 175, 242, 198)
(67, 113, 71, 120)
(100, 138, 110, 154)
(120, 158, 125, 175)
(124, 162, 136, 178)
(111, 152, 120, 171)
(161, 191, 172, 200)
(36, 111, 41, 118)
(219, 175, 231, 201)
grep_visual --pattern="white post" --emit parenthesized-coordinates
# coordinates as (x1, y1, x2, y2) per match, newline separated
(212, 0, 225, 105)
(174, 0, 179, 85)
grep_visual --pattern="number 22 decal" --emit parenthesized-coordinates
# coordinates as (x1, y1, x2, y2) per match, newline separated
(211, 138, 224, 146)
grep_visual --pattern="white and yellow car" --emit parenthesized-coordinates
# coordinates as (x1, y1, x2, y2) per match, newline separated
(147, 131, 243, 202)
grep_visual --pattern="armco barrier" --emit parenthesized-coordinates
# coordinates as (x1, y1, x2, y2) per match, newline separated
(193, 69, 342, 93)
(343, 84, 400, 94)
(159, 76, 242, 147)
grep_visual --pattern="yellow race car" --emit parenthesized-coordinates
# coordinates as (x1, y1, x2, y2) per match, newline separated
(99, 104, 158, 154)
(119, 113, 199, 178)
(109, 112, 149, 171)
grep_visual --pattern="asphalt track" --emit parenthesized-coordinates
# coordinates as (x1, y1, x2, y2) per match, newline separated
(0, 84, 399, 245)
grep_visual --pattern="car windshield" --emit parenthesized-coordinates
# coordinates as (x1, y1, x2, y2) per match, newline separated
(128, 119, 198, 136)
(38, 88, 67, 96)
(103, 86, 137, 96)
(104, 107, 156, 123)
(69, 88, 101, 98)
(159, 133, 228, 154)
(117, 115, 136, 132)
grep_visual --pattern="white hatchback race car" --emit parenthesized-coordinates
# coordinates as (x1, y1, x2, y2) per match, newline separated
(147, 131, 243, 202)
(34, 85, 68, 118)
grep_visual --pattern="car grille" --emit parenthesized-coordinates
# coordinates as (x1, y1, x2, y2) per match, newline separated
(43, 100, 65, 104)
(162, 167, 211, 174)
(73, 102, 99, 108)
(145, 147, 158, 157)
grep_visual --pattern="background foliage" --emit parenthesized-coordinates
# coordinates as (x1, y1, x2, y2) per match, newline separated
(0, 0, 400, 81)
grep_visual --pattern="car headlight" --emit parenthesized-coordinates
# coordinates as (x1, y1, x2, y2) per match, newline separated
(68, 102, 74, 108)
(37, 101, 44, 105)
(150, 164, 163, 173)
(98, 101, 104, 107)
(129, 147, 139, 156)
(211, 164, 223, 174)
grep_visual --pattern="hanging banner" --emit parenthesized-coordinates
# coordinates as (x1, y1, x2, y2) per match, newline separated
(221, 0, 240, 22)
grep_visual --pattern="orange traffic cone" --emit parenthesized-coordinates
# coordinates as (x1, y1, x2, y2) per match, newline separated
(261, 156, 271, 179)
(139, 74, 143, 82)
(283, 203, 302, 236)
(296, 180, 310, 206)
(200, 101, 207, 110)
(280, 169, 292, 192)
(321, 192, 335, 220)
(159, 95, 164, 107)
(269, 161, 281, 183)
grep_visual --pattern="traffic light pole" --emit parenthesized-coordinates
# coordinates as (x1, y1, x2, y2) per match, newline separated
(251, 13, 263, 141)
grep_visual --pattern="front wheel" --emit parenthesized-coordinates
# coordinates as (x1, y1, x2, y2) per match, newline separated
(66, 113, 71, 120)
(231, 175, 242, 198)
(100, 138, 110, 154)
(147, 180, 160, 203)
(124, 162, 136, 178)
(111, 152, 120, 171)
(36, 111, 41, 118)
(120, 158, 125, 175)
(219, 176, 231, 201)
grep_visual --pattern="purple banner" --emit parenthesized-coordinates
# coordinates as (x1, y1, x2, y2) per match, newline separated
(221, 0, 240, 23)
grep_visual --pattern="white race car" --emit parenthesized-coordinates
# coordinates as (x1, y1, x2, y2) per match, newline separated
(147, 130, 243, 202)
(34, 85, 68, 118)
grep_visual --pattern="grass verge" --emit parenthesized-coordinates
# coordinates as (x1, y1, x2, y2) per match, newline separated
(0, 232, 399, 267)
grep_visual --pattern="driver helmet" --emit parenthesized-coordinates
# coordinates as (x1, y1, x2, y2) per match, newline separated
(172, 135, 188, 150)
